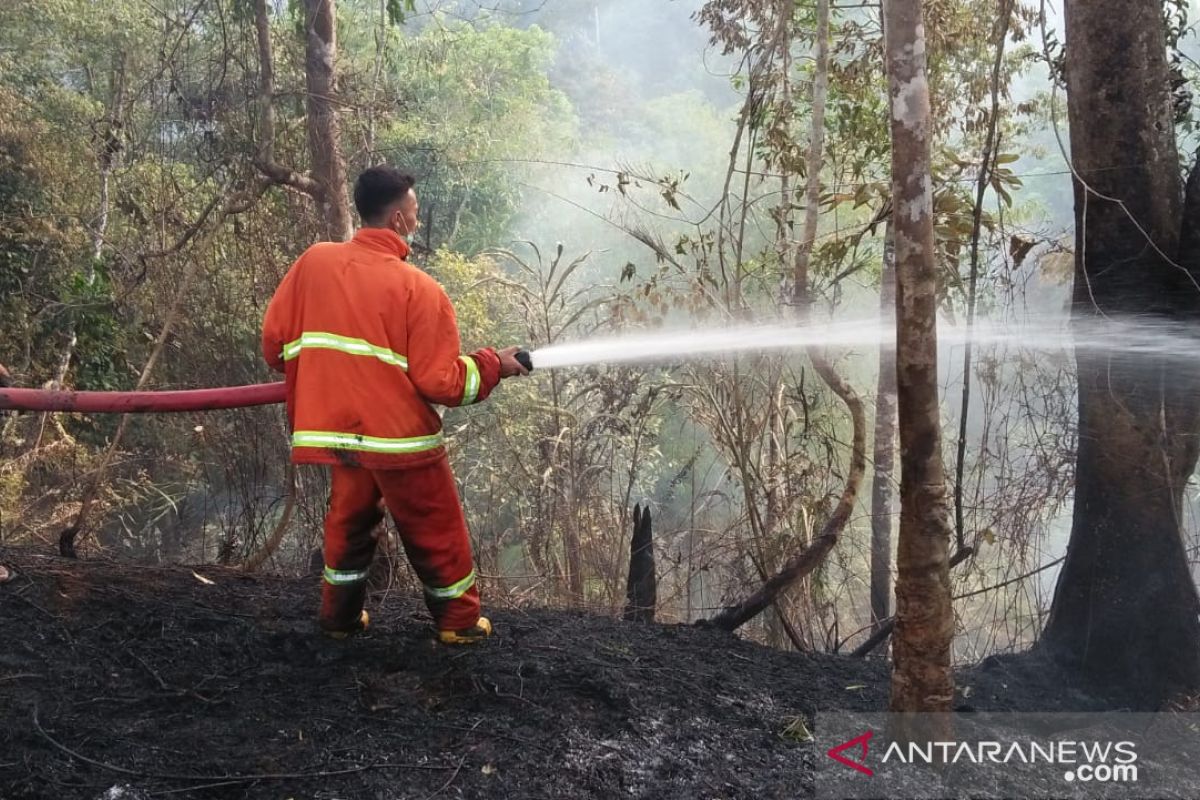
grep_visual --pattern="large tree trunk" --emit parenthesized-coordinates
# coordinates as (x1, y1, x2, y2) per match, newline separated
(869, 224, 897, 633)
(304, 0, 353, 242)
(1041, 0, 1200, 706)
(882, 0, 956, 726)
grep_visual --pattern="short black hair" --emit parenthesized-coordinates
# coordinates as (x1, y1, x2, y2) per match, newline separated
(353, 166, 416, 224)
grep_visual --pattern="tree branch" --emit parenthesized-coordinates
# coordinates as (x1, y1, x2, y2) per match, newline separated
(252, 0, 322, 200)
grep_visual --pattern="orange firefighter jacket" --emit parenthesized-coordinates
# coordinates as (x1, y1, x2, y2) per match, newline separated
(262, 227, 501, 469)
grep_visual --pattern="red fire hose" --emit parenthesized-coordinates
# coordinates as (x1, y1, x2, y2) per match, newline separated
(0, 383, 286, 413)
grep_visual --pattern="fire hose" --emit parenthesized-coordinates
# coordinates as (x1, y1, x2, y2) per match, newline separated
(0, 351, 534, 413)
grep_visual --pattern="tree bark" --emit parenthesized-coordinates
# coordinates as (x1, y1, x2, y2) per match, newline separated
(304, 0, 353, 242)
(869, 224, 897, 633)
(882, 0, 956, 728)
(254, 0, 321, 197)
(1041, 0, 1200, 706)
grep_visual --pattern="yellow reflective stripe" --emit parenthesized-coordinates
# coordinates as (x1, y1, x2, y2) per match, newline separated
(293, 430, 444, 453)
(424, 569, 476, 600)
(324, 566, 368, 585)
(282, 332, 408, 370)
(459, 356, 481, 406)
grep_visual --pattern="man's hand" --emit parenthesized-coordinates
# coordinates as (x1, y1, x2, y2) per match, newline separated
(497, 345, 531, 378)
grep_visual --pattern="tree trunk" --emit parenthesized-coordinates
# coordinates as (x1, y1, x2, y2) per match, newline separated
(793, 1, 868, 577)
(623, 503, 657, 622)
(882, 0, 956, 728)
(304, 0, 353, 242)
(1041, 0, 1200, 707)
(790, 0, 830, 307)
(869, 224, 897, 633)
(254, 0, 321, 197)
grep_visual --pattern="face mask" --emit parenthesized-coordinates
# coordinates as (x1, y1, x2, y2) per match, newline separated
(393, 218, 413, 245)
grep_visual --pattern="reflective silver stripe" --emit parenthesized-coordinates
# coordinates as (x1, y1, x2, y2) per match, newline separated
(324, 566, 368, 585)
(459, 356, 481, 406)
(293, 430, 444, 453)
(424, 569, 476, 600)
(282, 332, 408, 370)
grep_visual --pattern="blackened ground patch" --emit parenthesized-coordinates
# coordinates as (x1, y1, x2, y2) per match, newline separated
(0, 547, 1114, 799)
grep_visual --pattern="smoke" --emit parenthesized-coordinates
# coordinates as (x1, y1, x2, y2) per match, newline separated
(417, 0, 739, 285)
(410, 0, 1200, 642)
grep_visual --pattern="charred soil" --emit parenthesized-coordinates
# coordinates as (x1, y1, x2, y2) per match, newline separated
(0, 548, 1117, 799)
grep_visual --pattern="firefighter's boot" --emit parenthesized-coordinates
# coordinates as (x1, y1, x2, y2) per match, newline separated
(438, 616, 492, 645)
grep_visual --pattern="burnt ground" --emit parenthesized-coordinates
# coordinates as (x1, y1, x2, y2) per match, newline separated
(0, 548, 1122, 800)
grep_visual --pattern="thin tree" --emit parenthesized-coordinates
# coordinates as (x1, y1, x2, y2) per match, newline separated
(882, 0, 956, 728)
(705, 0, 867, 637)
(303, 0, 353, 242)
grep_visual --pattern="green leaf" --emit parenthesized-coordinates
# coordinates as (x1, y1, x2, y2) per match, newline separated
(780, 716, 814, 743)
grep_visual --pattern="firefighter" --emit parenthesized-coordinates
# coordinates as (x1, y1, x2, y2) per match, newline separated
(262, 166, 528, 644)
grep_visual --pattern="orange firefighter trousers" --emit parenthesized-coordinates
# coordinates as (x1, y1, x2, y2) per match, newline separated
(320, 458, 481, 632)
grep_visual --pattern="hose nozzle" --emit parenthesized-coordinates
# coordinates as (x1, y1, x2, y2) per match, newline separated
(515, 349, 534, 372)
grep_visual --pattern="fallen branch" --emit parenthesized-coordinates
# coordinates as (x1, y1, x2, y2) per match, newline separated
(849, 617, 894, 659)
(701, 355, 866, 634)
(701, 530, 838, 632)
(749, 552, 807, 651)
(0, 672, 41, 683)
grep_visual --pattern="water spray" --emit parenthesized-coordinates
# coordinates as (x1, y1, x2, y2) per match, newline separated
(2, 316, 1196, 414)
(516, 315, 1200, 371)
